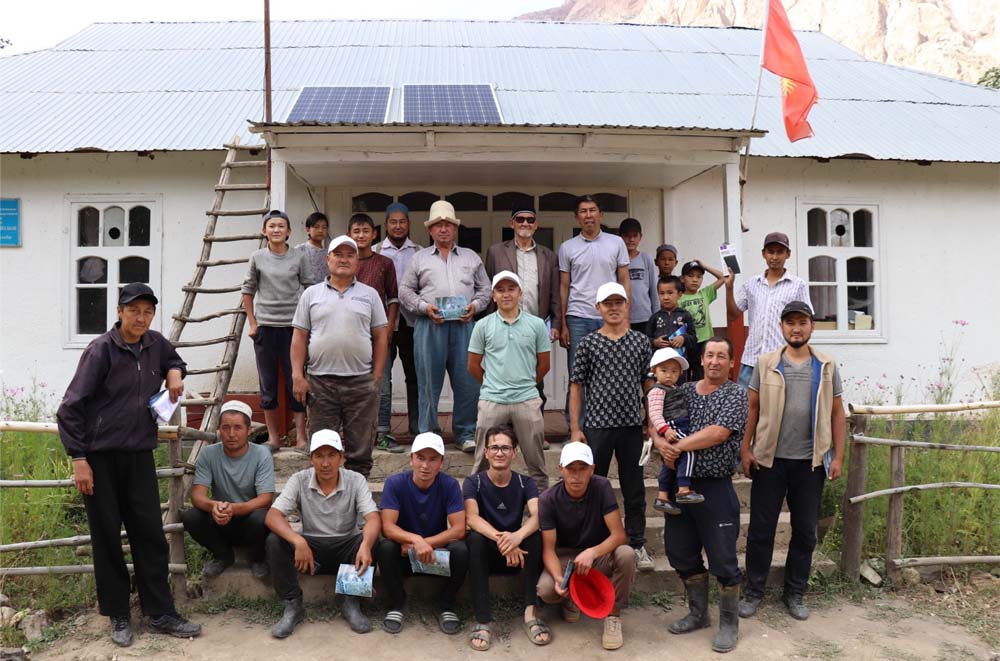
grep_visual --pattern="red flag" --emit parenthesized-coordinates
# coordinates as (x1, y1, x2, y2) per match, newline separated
(762, 0, 818, 141)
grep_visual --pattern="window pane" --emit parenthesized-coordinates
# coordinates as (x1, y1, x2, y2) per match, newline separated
(493, 191, 534, 212)
(830, 208, 851, 247)
(120, 257, 149, 283)
(78, 207, 100, 247)
(539, 192, 578, 212)
(398, 191, 440, 212)
(853, 209, 873, 247)
(104, 206, 125, 247)
(128, 206, 151, 246)
(594, 193, 627, 213)
(847, 257, 874, 283)
(457, 226, 482, 253)
(77, 257, 108, 284)
(848, 286, 875, 329)
(77, 288, 107, 334)
(808, 256, 836, 283)
(807, 208, 827, 247)
(809, 285, 837, 325)
(352, 192, 393, 213)
(502, 226, 554, 251)
(445, 191, 487, 211)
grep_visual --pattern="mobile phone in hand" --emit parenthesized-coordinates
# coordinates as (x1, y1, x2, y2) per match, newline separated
(560, 560, 575, 591)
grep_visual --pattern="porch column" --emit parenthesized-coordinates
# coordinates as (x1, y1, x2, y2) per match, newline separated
(722, 161, 747, 373)
(269, 152, 288, 212)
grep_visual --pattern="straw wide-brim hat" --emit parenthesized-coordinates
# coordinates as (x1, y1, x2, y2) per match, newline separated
(424, 200, 461, 228)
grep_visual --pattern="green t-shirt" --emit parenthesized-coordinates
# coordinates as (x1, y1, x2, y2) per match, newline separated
(679, 286, 718, 343)
(468, 311, 550, 403)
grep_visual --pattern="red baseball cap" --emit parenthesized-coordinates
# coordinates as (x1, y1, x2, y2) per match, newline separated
(569, 569, 615, 619)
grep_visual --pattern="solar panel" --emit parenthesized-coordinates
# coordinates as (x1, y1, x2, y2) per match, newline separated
(402, 85, 502, 124)
(286, 86, 391, 124)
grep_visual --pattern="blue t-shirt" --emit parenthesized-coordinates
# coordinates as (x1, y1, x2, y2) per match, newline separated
(380, 470, 464, 538)
(462, 471, 539, 533)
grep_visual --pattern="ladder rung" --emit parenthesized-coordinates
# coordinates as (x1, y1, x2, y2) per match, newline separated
(224, 160, 267, 169)
(186, 364, 232, 376)
(182, 285, 242, 294)
(179, 397, 221, 407)
(172, 309, 244, 323)
(215, 183, 269, 192)
(197, 258, 248, 267)
(204, 233, 262, 242)
(209, 208, 270, 217)
(223, 143, 266, 151)
(173, 335, 237, 348)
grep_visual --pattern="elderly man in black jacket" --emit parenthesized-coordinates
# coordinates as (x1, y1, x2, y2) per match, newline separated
(57, 283, 202, 647)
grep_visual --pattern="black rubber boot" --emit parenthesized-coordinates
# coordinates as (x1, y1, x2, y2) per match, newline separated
(271, 597, 306, 639)
(712, 584, 740, 653)
(341, 595, 372, 633)
(669, 573, 711, 634)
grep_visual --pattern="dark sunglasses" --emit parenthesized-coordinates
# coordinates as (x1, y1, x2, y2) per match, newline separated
(513, 216, 536, 224)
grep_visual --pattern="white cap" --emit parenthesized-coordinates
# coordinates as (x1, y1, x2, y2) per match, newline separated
(424, 200, 461, 228)
(559, 441, 594, 467)
(491, 270, 522, 289)
(411, 432, 446, 456)
(309, 429, 344, 453)
(595, 282, 628, 304)
(650, 347, 690, 372)
(219, 400, 253, 420)
(327, 235, 358, 254)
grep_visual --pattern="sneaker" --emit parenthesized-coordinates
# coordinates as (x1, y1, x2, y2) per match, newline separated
(201, 556, 234, 578)
(459, 439, 477, 453)
(782, 593, 810, 621)
(110, 616, 133, 647)
(377, 432, 405, 454)
(561, 598, 581, 623)
(738, 595, 762, 619)
(149, 613, 202, 639)
(251, 561, 270, 580)
(653, 499, 683, 515)
(635, 546, 655, 572)
(602, 615, 624, 650)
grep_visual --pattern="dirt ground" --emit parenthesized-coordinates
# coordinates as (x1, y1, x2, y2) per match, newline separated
(33, 592, 999, 661)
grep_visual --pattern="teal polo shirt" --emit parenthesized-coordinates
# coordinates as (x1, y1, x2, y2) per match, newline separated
(468, 311, 550, 404)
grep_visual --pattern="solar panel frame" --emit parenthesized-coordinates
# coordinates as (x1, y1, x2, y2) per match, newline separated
(285, 86, 392, 124)
(401, 84, 504, 125)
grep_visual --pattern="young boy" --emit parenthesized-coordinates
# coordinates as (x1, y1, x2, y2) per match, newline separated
(655, 244, 679, 278)
(646, 348, 703, 514)
(295, 212, 330, 286)
(678, 260, 731, 380)
(619, 218, 658, 334)
(646, 276, 698, 374)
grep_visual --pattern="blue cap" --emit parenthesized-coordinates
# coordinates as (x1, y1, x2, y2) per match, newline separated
(385, 202, 409, 218)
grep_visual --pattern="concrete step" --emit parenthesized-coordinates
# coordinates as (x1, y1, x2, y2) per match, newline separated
(202, 549, 832, 604)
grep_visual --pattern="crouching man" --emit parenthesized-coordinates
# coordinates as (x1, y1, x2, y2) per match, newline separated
(265, 430, 380, 638)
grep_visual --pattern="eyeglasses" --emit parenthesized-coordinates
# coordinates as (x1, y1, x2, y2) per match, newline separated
(513, 216, 536, 224)
(486, 445, 514, 455)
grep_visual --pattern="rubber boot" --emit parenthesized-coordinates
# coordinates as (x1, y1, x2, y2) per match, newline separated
(712, 584, 740, 653)
(341, 595, 372, 633)
(669, 573, 710, 634)
(271, 597, 306, 639)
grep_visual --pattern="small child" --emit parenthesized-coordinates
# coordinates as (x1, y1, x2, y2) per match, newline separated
(646, 276, 698, 374)
(678, 259, 730, 380)
(294, 212, 330, 286)
(655, 244, 679, 278)
(647, 347, 704, 514)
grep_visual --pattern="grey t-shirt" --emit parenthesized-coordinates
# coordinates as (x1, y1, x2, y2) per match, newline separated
(294, 242, 329, 286)
(272, 467, 379, 538)
(193, 442, 275, 503)
(241, 246, 311, 326)
(557, 232, 630, 320)
(626, 251, 658, 325)
(750, 355, 843, 460)
(291, 279, 388, 377)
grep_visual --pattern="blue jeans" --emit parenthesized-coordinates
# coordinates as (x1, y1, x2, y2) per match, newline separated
(564, 315, 604, 428)
(738, 363, 755, 389)
(413, 317, 480, 442)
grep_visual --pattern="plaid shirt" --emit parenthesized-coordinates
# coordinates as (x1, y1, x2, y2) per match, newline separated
(734, 271, 812, 367)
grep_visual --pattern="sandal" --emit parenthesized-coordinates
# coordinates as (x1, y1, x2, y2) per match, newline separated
(382, 610, 404, 634)
(523, 618, 552, 646)
(469, 623, 491, 651)
(437, 610, 461, 635)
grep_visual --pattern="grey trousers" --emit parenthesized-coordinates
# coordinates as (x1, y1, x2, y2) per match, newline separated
(471, 397, 548, 491)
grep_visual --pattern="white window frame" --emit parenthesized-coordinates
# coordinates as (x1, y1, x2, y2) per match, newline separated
(797, 197, 886, 344)
(64, 194, 163, 348)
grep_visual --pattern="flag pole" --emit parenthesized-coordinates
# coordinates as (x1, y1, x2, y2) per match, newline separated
(738, 0, 773, 232)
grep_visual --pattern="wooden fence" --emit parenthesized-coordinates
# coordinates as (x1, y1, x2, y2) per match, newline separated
(840, 400, 1000, 583)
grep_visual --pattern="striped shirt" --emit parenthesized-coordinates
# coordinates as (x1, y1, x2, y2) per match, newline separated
(734, 271, 812, 367)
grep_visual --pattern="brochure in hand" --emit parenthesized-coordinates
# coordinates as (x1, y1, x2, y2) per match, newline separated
(335, 564, 375, 598)
(436, 295, 468, 321)
(408, 548, 451, 576)
(719, 243, 741, 276)
(667, 324, 688, 356)
(148, 389, 180, 424)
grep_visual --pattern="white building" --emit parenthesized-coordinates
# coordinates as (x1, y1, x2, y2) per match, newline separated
(2, 19, 998, 412)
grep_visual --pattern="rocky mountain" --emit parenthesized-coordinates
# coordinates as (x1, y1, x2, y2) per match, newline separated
(517, 0, 999, 83)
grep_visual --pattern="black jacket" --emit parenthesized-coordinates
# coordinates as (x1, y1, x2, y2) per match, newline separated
(645, 308, 698, 357)
(57, 324, 187, 458)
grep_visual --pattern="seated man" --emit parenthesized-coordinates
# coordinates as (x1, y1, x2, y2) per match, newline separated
(264, 430, 381, 638)
(181, 400, 275, 579)
(537, 442, 636, 651)
(465, 425, 549, 651)
(375, 432, 468, 635)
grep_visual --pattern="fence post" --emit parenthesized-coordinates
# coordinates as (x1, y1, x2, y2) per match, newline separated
(167, 436, 187, 598)
(885, 445, 906, 585)
(841, 413, 867, 580)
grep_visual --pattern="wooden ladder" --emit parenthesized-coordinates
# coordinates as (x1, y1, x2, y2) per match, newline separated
(168, 137, 269, 468)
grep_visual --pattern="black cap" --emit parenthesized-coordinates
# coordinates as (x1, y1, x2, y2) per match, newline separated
(681, 260, 705, 276)
(263, 209, 290, 222)
(510, 205, 536, 218)
(618, 217, 642, 234)
(780, 300, 814, 320)
(118, 282, 158, 306)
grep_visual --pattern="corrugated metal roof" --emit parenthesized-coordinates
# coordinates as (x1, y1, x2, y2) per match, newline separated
(1, 19, 998, 161)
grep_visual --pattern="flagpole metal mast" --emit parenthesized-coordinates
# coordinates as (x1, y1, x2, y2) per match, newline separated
(738, 0, 773, 232)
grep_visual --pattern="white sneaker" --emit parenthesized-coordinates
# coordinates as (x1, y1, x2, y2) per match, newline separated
(635, 546, 654, 572)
